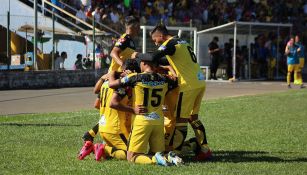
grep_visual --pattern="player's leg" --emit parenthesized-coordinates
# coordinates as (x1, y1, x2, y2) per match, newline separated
(188, 87, 212, 160)
(96, 132, 127, 161)
(127, 125, 169, 166)
(127, 125, 156, 164)
(170, 91, 190, 153)
(163, 87, 179, 151)
(78, 123, 99, 160)
(293, 64, 299, 85)
(82, 123, 99, 142)
(145, 124, 182, 166)
(287, 65, 294, 88)
(297, 58, 305, 86)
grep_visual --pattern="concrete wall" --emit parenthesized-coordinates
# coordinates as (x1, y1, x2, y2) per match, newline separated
(0, 69, 107, 90)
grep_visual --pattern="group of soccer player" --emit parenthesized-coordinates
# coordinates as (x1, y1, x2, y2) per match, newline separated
(285, 34, 305, 88)
(77, 16, 212, 166)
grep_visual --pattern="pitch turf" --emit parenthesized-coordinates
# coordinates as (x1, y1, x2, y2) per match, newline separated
(0, 90, 307, 174)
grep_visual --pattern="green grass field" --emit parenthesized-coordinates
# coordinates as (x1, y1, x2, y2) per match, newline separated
(1, 90, 307, 175)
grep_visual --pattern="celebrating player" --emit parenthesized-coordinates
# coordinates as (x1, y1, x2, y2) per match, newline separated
(78, 59, 140, 161)
(108, 54, 182, 166)
(109, 16, 140, 72)
(135, 24, 212, 160)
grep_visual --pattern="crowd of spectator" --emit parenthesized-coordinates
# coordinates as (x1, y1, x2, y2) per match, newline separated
(46, 0, 307, 78)
(50, 0, 307, 33)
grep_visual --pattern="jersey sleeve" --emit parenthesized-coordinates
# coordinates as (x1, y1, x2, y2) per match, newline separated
(152, 39, 177, 62)
(114, 87, 128, 99)
(119, 73, 138, 88)
(114, 35, 130, 50)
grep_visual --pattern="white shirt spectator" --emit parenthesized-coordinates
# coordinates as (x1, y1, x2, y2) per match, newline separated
(54, 56, 64, 70)
(80, 0, 91, 10)
(110, 11, 119, 23)
(76, 9, 86, 24)
(92, 10, 101, 23)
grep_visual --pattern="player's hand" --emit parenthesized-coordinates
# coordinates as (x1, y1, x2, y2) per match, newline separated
(133, 105, 147, 115)
(131, 52, 138, 59)
(165, 74, 177, 81)
(124, 69, 132, 75)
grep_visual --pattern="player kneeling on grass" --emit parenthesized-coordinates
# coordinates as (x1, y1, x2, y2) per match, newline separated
(78, 59, 140, 161)
(108, 53, 183, 166)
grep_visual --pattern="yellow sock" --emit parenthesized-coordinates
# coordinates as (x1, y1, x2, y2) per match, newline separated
(88, 124, 99, 138)
(131, 154, 156, 164)
(294, 71, 298, 84)
(287, 72, 291, 85)
(297, 71, 302, 84)
(104, 145, 126, 160)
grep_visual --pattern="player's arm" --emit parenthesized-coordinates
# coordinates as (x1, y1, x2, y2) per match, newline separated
(109, 71, 136, 89)
(93, 73, 109, 94)
(110, 47, 123, 67)
(109, 90, 147, 115)
(285, 45, 290, 55)
(159, 65, 177, 77)
(94, 97, 100, 110)
(110, 36, 130, 67)
(108, 71, 122, 89)
(166, 76, 178, 92)
(152, 40, 176, 62)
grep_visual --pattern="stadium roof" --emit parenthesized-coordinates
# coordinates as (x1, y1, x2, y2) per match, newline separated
(197, 21, 292, 35)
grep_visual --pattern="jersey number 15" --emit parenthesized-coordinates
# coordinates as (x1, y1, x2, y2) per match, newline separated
(142, 88, 163, 107)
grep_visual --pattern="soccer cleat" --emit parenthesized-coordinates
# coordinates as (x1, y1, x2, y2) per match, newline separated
(288, 85, 291, 89)
(167, 151, 184, 166)
(94, 143, 106, 161)
(194, 149, 213, 161)
(154, 152, 170, 166)
(78, 141, 94, 160)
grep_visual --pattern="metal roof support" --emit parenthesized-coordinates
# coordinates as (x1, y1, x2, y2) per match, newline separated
(233, 22, 237, 80)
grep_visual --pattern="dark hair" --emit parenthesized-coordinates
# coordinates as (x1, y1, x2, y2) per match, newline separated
(122, 59, 141, 73)
(61, 52, 67, 57)
(150, 24, 169, 36)
(125, 16, 139, 26)
(143, 60, 158, 67)
(76, 54, 82, 59)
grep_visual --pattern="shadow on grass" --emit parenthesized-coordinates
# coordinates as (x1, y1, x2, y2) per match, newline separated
(0, 123, 81, 127)
(183, 150, 307, 163)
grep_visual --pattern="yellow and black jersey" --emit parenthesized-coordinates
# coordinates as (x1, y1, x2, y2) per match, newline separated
(152, 37, 205, 91)
(99, 81, 129, 134)
(108, 33, 136, 72)
(119, 72, 178, 126)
